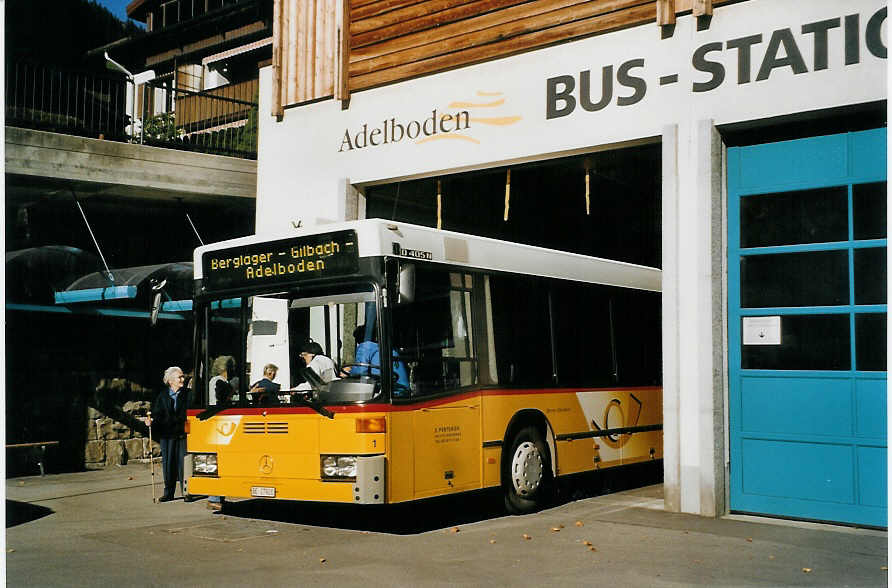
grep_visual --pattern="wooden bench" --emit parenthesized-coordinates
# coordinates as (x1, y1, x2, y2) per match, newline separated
(6, 441, 60, 476)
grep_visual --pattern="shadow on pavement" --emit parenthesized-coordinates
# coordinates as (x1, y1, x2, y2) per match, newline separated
(219, 461, 663, 534)
(6, 500, 54, 528)
(220, 488, 506, 535)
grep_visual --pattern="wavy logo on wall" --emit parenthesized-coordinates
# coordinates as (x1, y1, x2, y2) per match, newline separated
(415, 90, 523, 145)
(337, 90, 522, 152)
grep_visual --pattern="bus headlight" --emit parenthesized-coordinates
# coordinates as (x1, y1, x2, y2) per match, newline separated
(192, 453, 218, 476)
(321, 455, 357, 480)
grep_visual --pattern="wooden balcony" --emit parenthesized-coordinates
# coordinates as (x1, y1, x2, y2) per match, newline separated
(175, 78, 259, 130)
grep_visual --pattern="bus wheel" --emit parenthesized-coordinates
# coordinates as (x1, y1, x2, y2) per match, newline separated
(503, 426, 553, 514)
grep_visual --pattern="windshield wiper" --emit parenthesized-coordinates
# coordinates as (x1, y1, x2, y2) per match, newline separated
(294, 367, 335, 419)
(291, 392, 334, 419)
(197, 402, 232, 421)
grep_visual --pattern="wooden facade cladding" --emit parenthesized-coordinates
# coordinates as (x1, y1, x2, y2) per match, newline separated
(272, 0, 346, 116)
(272, 0, 731, 114)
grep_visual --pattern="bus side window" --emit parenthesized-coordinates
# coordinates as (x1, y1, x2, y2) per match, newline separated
(488, 275, 552, 387)
(612, 290, 662, 386)
(550, 282, 615, 388)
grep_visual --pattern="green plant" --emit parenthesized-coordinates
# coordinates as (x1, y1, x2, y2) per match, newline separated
(233, 97, 258, 155)
(141, 112, 179, 141)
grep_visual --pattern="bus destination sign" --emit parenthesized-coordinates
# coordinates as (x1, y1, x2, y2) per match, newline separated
(203, 230, 359, 291)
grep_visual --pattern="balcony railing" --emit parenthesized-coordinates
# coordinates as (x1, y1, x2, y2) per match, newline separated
(5, 61, 129, 140)
(5, 61, 259, 160)
(140, 78, 258, 160)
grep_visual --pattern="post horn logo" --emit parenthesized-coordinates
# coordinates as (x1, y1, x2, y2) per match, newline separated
(592, 395, 643, 450)
(215, 422, 236, 436)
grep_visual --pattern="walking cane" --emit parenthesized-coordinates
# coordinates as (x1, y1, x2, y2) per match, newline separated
(147, 411, 156, 503)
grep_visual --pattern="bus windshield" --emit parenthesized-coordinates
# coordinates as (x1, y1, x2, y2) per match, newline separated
(201, 284, 390, 408)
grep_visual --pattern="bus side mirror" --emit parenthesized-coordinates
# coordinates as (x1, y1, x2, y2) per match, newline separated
(149, 277, 167, 326)
(397, 263, 415, 304)
(150, 291, 162, 326)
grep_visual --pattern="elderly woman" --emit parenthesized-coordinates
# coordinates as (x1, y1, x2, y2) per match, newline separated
(149, 366, 189, 502)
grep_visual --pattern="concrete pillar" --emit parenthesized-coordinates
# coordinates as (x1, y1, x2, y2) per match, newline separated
(662, 119, 726, 517)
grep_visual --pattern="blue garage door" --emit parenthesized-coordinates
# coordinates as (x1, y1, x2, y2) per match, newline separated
(728, 129, 887, 527)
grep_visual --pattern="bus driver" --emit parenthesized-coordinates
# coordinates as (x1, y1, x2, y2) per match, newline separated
(342, 325, 410, 394)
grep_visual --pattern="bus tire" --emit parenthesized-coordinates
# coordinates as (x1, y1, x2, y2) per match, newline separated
(503, 425, 553, 514)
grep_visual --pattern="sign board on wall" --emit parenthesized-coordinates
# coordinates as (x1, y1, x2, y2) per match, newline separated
(256, 0, 887, 230)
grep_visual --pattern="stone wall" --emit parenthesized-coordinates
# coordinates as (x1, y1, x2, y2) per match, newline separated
(86, 378, 159, 469)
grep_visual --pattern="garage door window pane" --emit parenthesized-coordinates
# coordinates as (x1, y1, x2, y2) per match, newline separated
(853, 182, 887, 240)
(742, 314, 850, 370)
(856, 313, 887, 371)
(740, 187, 847, 248)
(854, 247, 887, 305)
(741, 251, 848, 308)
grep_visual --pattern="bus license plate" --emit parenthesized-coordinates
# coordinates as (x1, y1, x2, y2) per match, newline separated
(251, 486, 276, 498)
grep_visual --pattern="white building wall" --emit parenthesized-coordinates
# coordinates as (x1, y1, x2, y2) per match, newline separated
(254, 0, 887, 517)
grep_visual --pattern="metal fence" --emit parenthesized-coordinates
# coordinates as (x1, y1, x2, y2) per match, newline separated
(5, 61, 259, 160)
(140, 78, 258, 159)
(5, 61, 129, 140)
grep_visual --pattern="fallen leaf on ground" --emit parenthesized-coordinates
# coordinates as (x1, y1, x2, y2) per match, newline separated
(451, 527, 460, 533)
(802, 568, 812, 574)
(522, 534, 532, 540)
(320, 558, 326, 564)
(575, 521, 584, 527)
(746, 538, 753, 542)
(489, 539, 496, 544)
(583, 541, 592, 546)
(128, 476, 134, 480)
(551, 527, 561, 532)
(589, 547, 597, 552)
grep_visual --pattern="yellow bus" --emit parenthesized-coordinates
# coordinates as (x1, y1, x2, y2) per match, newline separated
(186, 219, 662, 513)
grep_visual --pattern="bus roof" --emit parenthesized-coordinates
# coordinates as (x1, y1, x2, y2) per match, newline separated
(194, 218, 661, 292)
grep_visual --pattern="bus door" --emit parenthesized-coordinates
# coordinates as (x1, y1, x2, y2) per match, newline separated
(393, 269, 482, 498)
(413, 401, 481, 498)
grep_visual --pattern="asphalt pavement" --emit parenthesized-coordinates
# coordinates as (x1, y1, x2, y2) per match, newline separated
(5, 463, 888, 587)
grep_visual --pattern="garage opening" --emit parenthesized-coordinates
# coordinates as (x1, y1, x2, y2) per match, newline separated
(365, 143, 661, 269)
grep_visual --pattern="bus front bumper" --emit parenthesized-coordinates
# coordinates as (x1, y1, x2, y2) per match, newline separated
(187, 454, 386, 504)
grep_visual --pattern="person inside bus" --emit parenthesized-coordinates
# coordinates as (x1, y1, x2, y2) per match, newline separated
(208, 355, 237, 406)
(341, 325, 410, 395)
(250, 363, 281, 406)
(148, 366, 189, 503)
(298, 341, 337, 384)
